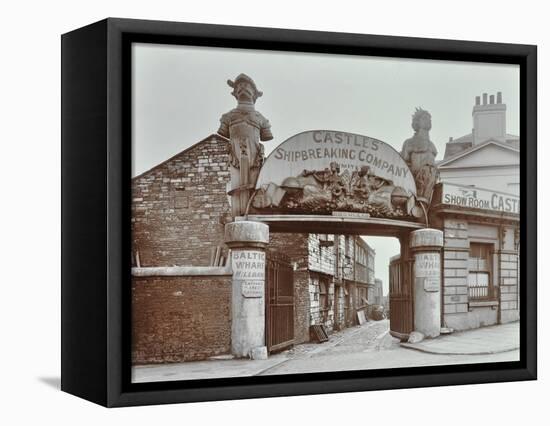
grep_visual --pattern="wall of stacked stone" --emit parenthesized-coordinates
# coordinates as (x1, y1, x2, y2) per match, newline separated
(442, 219, 469, 317)
(308, 234, 335, 275)
(132, 274, 232, 364)
(442, 219, 521, 330)
(355, 262, 367, 284)
(340, 235, 355, 282)
(308, 234, 355, 332)
(334, 284, 345, 329)
(308, 272, 336, 332)
(309, 275, 321, 326)
(355, 237, 371, 285)
(326, 280, 335, 330)
(131, 135, 232, 267)
(346, 281, 359, 325)
(500, 226, 520, 323)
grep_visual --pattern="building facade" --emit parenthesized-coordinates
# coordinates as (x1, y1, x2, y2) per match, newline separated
(439, 92, 519, 195)
(431, 92, 520, 331)
(385, 92, 521, 334)
(430, 187, 519, 331)
(372, 278, 384, 306)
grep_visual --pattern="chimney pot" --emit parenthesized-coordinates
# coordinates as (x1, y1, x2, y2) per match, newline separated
(483, 93, 488, 105)
(449, 137, 453, 142)
(490, 94, 495, 104)
(497, 92, 502, 103)
(475, 96, 480, 105)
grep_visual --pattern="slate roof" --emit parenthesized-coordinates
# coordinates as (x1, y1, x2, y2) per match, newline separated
(443, 132, 519, 160)
(439, 139, 519, 168)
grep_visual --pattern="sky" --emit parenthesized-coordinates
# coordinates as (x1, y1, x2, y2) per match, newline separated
(132, 42, 519, 294)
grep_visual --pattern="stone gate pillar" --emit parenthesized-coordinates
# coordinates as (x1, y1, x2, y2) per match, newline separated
(225, 221, 269, 359)
(410, 228, 444, 338)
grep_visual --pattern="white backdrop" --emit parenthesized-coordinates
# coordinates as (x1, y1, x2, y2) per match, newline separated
(0, 1, 546, 424)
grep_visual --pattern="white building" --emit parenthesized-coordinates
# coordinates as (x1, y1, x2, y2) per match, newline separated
(372, 278, 384, 306)
(438, 92, 519, 195)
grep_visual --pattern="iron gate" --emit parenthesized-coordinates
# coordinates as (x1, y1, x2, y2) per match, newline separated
(389, 256, 414, 339)
(265, 253, 295, 353)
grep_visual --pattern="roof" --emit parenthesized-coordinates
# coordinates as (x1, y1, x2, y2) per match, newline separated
(133, 133, 229, 180)
(443, 132, 519, 160)
(438, 139, 519, 168)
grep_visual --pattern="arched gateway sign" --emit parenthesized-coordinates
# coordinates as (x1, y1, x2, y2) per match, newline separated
(252, 130, 418, 219)
(217, 74, 443, 359)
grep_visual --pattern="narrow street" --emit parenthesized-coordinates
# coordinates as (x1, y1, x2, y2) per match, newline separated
(260, 320, 518, 376)
(132, 320, 519, 383)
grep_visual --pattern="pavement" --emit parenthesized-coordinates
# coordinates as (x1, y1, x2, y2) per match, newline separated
(401, 321, 519, 355)
(131, 320, 520, 383)
(132, 356, 288, 383)
(132, 321, 388, 383)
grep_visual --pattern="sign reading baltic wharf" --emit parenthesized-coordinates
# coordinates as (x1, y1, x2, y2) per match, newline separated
(232, 250, 266, 298)
(441, 183, 519, 215)
(415, 252, 441, 292)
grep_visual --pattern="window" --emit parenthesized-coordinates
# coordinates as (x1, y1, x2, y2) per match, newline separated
(468, 243, 495, 300)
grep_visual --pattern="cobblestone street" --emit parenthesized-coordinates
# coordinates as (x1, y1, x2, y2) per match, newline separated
(260, 320, 518, 376)
(283, 320, 393, 360)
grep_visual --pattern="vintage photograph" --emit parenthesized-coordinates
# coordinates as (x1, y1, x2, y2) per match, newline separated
(130, 43, 520, 383)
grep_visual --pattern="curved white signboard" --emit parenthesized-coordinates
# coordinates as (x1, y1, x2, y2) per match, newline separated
(256, 130, 416, 195)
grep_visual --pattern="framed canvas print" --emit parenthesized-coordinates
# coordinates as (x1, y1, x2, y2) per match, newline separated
(61, 18, 537, 407)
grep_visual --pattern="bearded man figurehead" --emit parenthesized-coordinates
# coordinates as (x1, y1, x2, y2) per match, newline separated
(227, 73, 263, 105)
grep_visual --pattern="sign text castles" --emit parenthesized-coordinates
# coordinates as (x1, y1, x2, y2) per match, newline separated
(272, 131, 411, 180)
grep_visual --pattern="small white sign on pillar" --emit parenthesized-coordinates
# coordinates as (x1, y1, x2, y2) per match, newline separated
(231, 250, 266, 298)
(415, 252, 440, 292)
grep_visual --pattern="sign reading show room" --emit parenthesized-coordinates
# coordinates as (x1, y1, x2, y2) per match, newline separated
(442, 183, 519, 215)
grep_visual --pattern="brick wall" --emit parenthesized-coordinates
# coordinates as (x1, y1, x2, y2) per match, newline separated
(132, 274, 232, 363)
(294, 271, 311, 343)
(268, 232, 309, 268)
(132, 134, 231, 267)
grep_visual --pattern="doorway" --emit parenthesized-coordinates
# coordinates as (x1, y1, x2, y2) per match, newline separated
(265, 252, 295, 353)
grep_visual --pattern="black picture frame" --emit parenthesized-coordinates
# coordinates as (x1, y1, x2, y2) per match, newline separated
(61, 17, 537, 407)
